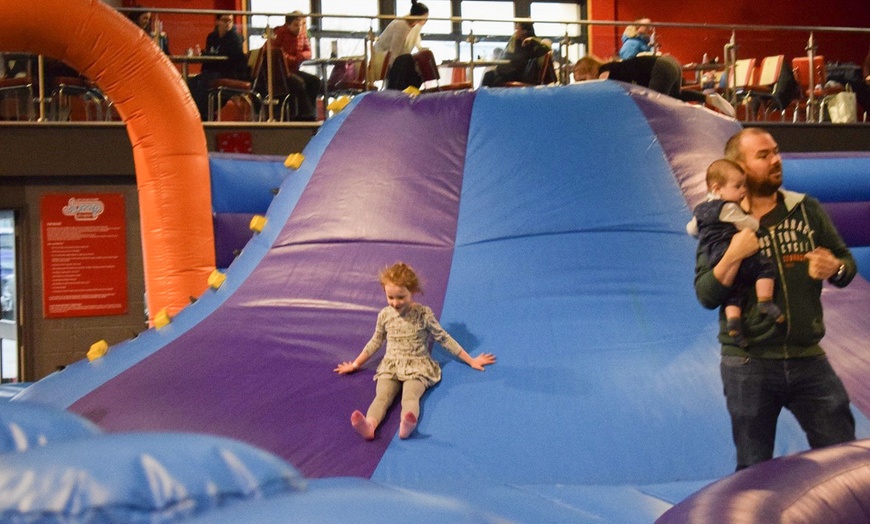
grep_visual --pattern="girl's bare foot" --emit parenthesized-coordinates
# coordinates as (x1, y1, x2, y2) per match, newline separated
(399, 411, 417, 439)
(351, 410, 375, 440)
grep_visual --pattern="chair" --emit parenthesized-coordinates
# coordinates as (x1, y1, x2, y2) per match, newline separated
(790, 55, 842, 122)
(413, 50, 472, 93)
(339, 51, 390, 93)
(207, 76, 263, 122)
(49, 76, 106, 121)
(325, 57, 363, 98)
(504, 51, 556, 87)
(250, 45, 294, 121)
(0, 75, 35, 121)
(714, 58, 755, 119)
(450, 66, 468, 85)
(739, 55, 790, 120)
(720, 58, 755, 94)
(414, 49, 439, 90)
(319, 57, 372, 118)
(327, 57, 365, 98)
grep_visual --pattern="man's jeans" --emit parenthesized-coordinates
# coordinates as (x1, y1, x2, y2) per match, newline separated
(721, 355, 855, 470)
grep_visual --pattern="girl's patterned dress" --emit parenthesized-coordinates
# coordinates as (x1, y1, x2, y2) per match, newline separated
(361, 303, 465, 387)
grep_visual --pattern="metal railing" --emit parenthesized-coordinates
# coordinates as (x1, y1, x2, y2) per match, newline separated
(2, 9, 868, 124)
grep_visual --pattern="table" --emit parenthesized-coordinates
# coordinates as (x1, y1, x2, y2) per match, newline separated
(682, 62, 724, 85)
(169, 55, 228, 81)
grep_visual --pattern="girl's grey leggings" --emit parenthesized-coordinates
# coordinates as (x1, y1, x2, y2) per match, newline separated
(366, 377, 427, 424)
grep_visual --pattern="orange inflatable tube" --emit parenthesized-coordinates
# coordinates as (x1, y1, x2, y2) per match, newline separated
(3, 0, 215, 323)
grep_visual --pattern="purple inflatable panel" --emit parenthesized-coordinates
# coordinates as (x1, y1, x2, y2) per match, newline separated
(657, 439, 870, 524)
(213, 213, 255, 268)
(822, 201, 870, 247)
(68, 91, 477, 479)
(626, 84, 742, 210)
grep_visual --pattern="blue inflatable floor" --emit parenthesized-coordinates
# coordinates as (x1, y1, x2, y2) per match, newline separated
(12, 85, 870, 523)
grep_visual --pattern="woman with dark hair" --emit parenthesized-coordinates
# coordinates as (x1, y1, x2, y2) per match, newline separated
(481, 21, 551, 87)
(375, 0, 429, 90)
(126, 4, 170, 54)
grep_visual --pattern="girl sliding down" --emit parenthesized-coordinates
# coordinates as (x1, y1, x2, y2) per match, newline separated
(335, 262, 496, 440)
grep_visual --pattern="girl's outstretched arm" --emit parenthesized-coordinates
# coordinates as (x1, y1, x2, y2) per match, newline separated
(335, 351, 370, 374)
(336, 310, 387, 374)
(422, 306, 496, 371)
(457, 350, 496, 371)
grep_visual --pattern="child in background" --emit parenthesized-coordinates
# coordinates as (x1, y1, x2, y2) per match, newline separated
(335, 262, 495, 440)
(687, 159, 785, 347)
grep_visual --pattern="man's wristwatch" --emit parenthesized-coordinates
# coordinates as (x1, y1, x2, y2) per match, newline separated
(835, 263, 846, 280)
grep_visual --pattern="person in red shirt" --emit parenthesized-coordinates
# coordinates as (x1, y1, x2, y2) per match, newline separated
(273, 11, 321, 121)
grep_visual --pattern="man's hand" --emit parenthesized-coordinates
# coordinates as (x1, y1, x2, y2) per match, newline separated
(743, 303, 783, 344)
(729, 229, 761, 260)
(714, 229, 761, 287)
(805, 247, 840, 280)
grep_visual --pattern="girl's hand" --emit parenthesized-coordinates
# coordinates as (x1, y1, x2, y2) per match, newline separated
(470, 353, 496, 371)
(334, 361, 358, 374)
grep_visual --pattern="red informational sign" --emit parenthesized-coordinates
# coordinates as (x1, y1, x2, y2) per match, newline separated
(41, 193, 128, 318)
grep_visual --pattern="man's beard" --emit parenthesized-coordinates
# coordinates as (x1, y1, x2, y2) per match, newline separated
(749, 166, 782, 197)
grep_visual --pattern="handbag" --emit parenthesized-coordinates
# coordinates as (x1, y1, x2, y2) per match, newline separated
(326, 60, 354, 91)
(825, 85, 857, 124)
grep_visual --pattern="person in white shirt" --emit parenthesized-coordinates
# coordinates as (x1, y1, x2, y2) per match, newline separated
(375, 0, 429, 90)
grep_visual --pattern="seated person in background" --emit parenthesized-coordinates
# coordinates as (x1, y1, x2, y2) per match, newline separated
(481, 21, 551, 87)
(126, 4, 170, 54)
(187, 13, 249, 119)
(864, 45, 870, 115)
(273, 11, 321, 121)
(375, 0, 429, 90)
(619, 18, 653, 60)
(865, 44, 870, 84)
(573, 54, 736, 118)
(202, 14, 249, 80)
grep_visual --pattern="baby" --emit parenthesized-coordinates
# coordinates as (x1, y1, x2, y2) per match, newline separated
(688, 159, 784, 347)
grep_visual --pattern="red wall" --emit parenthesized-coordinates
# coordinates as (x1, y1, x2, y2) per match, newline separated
(590, 0, 870, 69)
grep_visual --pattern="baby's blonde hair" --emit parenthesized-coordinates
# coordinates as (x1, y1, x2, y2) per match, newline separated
(379, 262, 423, 294)
(706, 158, 744, 190)
(574, 55, 604, 73)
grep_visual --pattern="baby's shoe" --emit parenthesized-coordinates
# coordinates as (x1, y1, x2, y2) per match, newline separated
(757, 300, 785, 323)
(727, 318, 748, 348)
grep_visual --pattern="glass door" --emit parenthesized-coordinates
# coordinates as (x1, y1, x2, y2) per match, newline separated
(0, 210, 19, 383)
